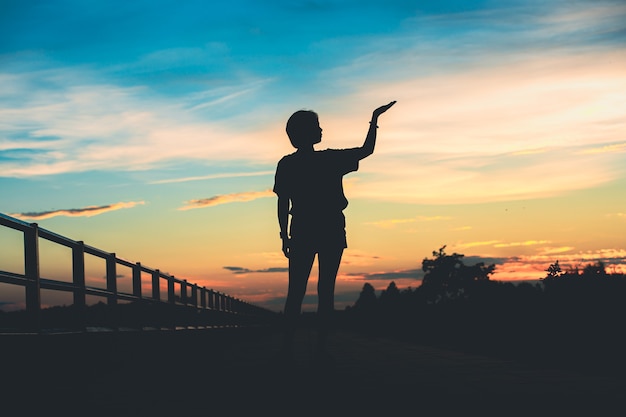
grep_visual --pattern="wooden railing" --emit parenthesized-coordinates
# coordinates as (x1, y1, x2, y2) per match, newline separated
(0, 212, 276, 332)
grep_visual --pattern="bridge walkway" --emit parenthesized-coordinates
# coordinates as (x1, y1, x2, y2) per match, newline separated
(2, 327, 624, 416)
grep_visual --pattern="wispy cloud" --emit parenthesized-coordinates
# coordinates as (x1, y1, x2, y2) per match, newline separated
(538, 246, 576, 255)
(179, 189, 274, 210)
(150, 171, 273, 185)
(494, 240, 551, 248)
(534, 1, 626, 39)
(0, 66, 284, 178)
(578, 142, 626, 155)
(457, 240, 502, 249)
(457, 240, 552, 250)
(451, 226, 472, 231)
(366, 215, 451, 229)
(509, 148, 549, 156)
(188, 79, 273, 111)
(11, 201, 145, 220)
(340, 251, 381, 266)
(493, 247, 626, 280)
(347, 50, 626, 204)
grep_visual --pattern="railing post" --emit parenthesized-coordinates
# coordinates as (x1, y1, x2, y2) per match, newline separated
(106, 253, 118, 329)
(133, 262, 142, 299)
(131, 262, 143, 329)
(200, 287, 207, 309)
(24, 223, 41, 331)
(179, 279, 188, 328)
(208, 290, 215, 309)
(189, 284, 198, 327)
(168, 276, 177, 329)
(152, 269, 160, 301)
(106, 253, 117, 306)
(191, 284, 198, 308)
(72, 241, 86, 306)
(199, 287, 207, 327)
(72, 240, 86, 330)
(167, 275, 175, 304)
(181, 279, 188, 305)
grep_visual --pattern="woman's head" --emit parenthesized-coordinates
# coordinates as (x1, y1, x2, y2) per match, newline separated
(286, 110, 322, 149)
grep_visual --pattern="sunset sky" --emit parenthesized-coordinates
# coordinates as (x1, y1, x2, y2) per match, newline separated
(1, 0, 625, 312)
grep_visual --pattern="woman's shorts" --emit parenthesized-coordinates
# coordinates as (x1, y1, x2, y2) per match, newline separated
(289, 212, 347, 253)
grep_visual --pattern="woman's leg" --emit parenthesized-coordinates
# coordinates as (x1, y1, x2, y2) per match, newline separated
(282, 247, 316, 355)
(316, 247, 344, 353)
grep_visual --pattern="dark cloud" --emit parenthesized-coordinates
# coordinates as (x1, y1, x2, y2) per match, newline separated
(367, 269, 424, 281)
(0, 301, 23, 312)
(463, 255, 508, 266)
(12, 201, 144, 220)
(223, 266, 289, 275)
(257, 267, 290, 273)
(351, 268, 424, 281)
(223, 266, 248, 273)
(349, 255, 508, 283)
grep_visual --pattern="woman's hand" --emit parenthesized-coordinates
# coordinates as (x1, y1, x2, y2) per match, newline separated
(372, 101, 397, 119)
(281, 238, 290, 258)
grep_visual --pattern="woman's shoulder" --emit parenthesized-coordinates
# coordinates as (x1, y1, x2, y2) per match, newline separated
(278, 151, 298, 163)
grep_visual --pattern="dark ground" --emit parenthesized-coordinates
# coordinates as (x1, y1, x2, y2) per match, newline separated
(1, 326, 625, 416)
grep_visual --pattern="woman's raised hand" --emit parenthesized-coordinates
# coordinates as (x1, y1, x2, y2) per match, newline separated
(372, 101, 397, 119)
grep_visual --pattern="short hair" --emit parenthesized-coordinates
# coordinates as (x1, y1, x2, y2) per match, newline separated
(286, 110, 318, 148)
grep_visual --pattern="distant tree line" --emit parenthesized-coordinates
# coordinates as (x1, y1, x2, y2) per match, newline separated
(340, 246, 626, 376)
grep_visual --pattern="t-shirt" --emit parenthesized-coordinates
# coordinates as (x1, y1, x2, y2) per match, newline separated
(273, 148, 360, 220)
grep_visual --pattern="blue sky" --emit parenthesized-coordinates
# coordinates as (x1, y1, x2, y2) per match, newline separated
(1, 0, 625, 311)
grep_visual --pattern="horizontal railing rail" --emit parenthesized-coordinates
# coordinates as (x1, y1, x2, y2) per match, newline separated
(0, 212, 276, 332)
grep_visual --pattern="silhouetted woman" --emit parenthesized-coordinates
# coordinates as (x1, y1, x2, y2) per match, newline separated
(273, 101, 396, 360)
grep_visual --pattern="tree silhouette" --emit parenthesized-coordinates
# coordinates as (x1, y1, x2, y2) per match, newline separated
(379, 281, 400, 306)
(420, 245, 495, 303)
(544, 260, 564, 280)
(353, 283, 378, 313)
(342, 252, 626, 377)
(582, 261, 607, 278)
